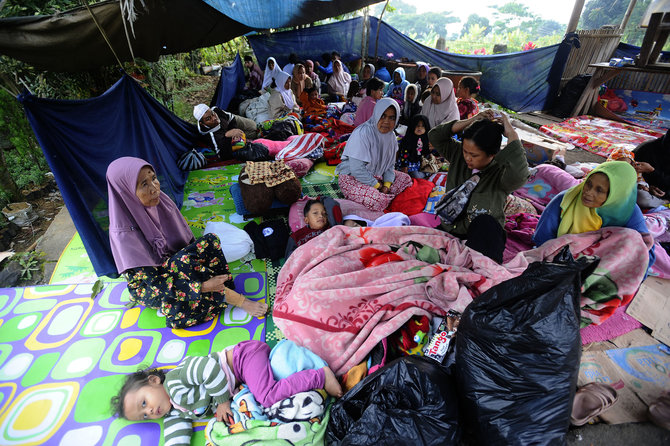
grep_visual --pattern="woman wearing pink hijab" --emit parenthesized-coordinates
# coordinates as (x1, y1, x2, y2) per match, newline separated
(106, 157, 267, 328)
(421, 77, 460, 128)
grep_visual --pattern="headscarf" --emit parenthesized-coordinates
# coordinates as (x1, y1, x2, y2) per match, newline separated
(262, 57, 282, 89)
(106, 157, 194, 273)
(341, 98, 400, 176)
(399, 114, 431, 162)
(415, 62, 429, 93)
(607, 147, 643, 182)
(402, 84, 419, 121)
(291, 64, 308, 101)
(274, 70, 295, 109)
(327, 60, 352, 96)
(305, 60, 319, 83)
(421, 77, 460, 128)
(361, 63, 375, 80)
(558, 161, 638, 237)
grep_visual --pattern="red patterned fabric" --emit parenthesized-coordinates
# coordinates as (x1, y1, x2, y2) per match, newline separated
(338, 171, 413, 212)
(386, 178, 435, 215)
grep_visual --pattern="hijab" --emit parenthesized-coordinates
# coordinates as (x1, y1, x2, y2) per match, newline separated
(415, 62, 429, 93)
(327, 60, 352, 95)
(274, 70, 295, 109)
(402, 84, 419, 120)
(399, 114, 431, 162)
(558, 161, 638, 237)
(291, 64, 308, 100)
(262, 57, 282, 89)
(361, 63, 376, 81)
(421, 77, 460, 128)
(106, 157, 194, 273)
(305, 60, 319, 82)
(341, 98, 400, 176)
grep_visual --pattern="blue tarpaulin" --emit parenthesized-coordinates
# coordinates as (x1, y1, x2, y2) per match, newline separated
(18, 75, 198, 278)
(211, 53, 246, 110)
(248, 16, 562, 113)
(203, 0, 378, 29)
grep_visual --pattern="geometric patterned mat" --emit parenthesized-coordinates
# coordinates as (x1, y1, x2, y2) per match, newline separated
(0, 280, 265, 445)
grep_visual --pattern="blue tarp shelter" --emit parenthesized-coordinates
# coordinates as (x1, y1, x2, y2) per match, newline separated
(18, 75, 198, 277)
(248, 16, 563, 113)
(211, 53, 246, 110)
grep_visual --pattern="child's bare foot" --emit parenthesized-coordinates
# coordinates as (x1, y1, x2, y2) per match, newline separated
(323, 366, 343, 398)
(240, 298, 268, 318)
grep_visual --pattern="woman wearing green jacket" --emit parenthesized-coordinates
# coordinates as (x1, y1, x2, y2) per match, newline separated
(428, 110, 529, 263)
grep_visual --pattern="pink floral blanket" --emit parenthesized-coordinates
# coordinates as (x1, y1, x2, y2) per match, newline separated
(273, 225, 648, 375)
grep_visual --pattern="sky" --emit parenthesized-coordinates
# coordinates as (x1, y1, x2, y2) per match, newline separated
(404, 0, 577, 34)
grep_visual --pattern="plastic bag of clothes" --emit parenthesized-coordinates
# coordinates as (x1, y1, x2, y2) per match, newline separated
(327, 356, 460, 446)
(455, 247, 598, 445)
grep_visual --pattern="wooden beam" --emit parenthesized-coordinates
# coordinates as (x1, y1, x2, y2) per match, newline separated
(566, 0, 586, 34)
(620, 0, 638, 30)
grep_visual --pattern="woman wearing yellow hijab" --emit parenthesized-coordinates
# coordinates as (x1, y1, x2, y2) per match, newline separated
(533, 161, 654, 257)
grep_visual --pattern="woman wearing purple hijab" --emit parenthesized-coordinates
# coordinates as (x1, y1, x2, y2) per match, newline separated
(106, 157, 268, 328)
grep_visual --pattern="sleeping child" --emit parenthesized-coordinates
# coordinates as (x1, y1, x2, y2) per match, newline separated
(112, 340, 342, 446)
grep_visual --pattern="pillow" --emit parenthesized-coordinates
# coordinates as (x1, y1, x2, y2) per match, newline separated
(252, 138, 290, 157)
(284, 158, 314, 178)
(409, 213, 441, 228)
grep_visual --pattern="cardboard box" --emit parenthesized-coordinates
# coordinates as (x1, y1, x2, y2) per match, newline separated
(515, 128, 569, 165)
(626, 277, 670, 345)
(578, 334, 670, 424)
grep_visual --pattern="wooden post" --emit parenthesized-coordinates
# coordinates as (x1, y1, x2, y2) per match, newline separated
(374, 0, 390, 60)
(620, 0, 638, 30)
(566, 0, 586, 34)
(361, 7, 369, 65)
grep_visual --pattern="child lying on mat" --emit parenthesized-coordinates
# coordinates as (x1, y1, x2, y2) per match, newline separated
(285, 197, 342, 258)
(112, 340, 342, 446)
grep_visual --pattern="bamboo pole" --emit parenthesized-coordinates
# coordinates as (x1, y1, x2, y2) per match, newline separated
(566, 0, 586, 34)
(374, 0, 390, 60)
(620, 0, 638, 30)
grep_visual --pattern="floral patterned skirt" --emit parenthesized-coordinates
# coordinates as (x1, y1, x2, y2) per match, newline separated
(125, 233, 234, 328)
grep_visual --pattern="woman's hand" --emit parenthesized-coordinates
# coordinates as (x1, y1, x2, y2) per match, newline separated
(225, 128, 244, 140)
(216, 400, 234, 424)
(493, 112, 519, 142)
(474, 109, 495, 122)
(201, 275, 232, 294)
(635, 161, 655, 173)
(650, 185, 666, 197)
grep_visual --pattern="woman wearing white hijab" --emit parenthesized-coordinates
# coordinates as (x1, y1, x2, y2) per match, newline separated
(268, 70, 299, 119)
(262, 57, 282, 90)
(421, 77, 460, 128)
(336, 98, 413, 211)
(327, 59, 352, 101)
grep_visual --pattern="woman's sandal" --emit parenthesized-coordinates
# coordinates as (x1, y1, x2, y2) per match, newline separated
(648, 391, 670, 431)
(570, 382, 619, 426)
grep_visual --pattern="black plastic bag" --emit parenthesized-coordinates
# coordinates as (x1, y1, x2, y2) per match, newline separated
(327, 356, 460, 446)
(551, 74, 592, 118)
(455, 247, 598, 445)
(232, 142, 271, 162)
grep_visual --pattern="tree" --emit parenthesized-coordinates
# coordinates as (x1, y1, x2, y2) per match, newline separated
(579, 0, 651, 46)
(0, 0, 79, 18)
(461, 14, 491, 37)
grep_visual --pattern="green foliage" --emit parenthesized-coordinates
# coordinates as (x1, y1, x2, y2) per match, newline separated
(15, 251, 44, 281)
(90, 278, 104, 300)
(579, 0, 655, 47)
(0, 90, 48, 190)
(0, 0, 79, 18)
(461, 14, 491, 37)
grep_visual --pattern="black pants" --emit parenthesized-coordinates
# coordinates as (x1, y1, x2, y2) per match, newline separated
(464, 214, 506, 264)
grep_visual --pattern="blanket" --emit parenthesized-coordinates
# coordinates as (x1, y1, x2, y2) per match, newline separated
(540, 116, 663, 158)
(513, 164, 579, 212)
(273, 226, 650, 375)
(205, 394, 329, 446)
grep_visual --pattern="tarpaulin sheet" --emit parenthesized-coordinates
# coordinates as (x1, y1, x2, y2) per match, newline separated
(0, 0, 378, 72)
(203, 0, 379, 29)
(249, 16, 562, 112)
(18, 75, 197, 278)
(0, 0, 253, 72)
(211, 53, 246, 110)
